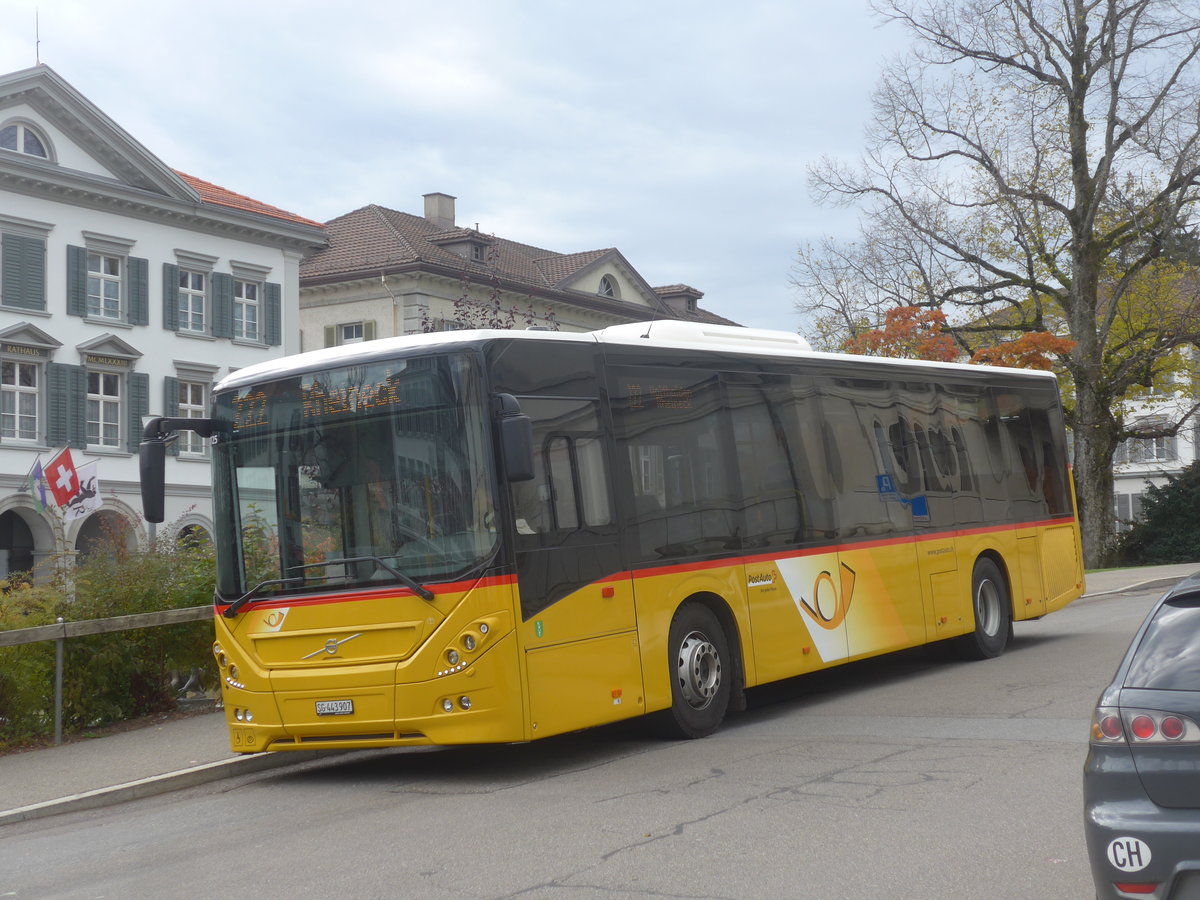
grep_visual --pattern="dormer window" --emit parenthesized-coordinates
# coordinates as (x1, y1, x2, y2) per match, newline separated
(599, 275, 618, 298)
(0, 122, 50, 159)
(471, 243, 486, 262)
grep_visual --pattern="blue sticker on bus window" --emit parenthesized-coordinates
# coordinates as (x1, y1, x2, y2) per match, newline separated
(906, 495, 930, 522)
(876, 474, 899, 501)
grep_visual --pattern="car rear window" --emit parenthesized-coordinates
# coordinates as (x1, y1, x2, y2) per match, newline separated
(1124, 597, 1200, 690)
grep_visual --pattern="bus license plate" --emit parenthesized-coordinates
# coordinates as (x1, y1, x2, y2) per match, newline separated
(316, 699, 354, 716)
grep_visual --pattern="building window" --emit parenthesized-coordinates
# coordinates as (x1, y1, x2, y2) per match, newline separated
(87, 253, 122, 319)
(1114, 492, 1145, 532)
(86, 370, 121, 448)
(1118, 428, 1177, 464)
(1, 360, 38, 442)
(234, 280, 260, 341)
(340, 323, 364, 344)
(178, 380, 207, 455)
(0, 122, 49, 159)
(178, 270, 206, 333)
(599, 275, 617, 298)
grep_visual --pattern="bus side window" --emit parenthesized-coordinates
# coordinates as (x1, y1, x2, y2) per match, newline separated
(510, 397, 610, 543)
(610, 368, 739, 561)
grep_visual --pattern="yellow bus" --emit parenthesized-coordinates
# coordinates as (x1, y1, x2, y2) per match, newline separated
(140, 320, 1084, 751)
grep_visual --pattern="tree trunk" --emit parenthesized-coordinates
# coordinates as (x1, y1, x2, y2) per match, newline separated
(1073, 380, 1120, 568)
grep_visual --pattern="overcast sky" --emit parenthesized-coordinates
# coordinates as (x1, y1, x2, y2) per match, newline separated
(2, 0, 908, 332)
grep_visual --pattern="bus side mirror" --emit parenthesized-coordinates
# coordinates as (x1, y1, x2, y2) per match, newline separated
(140, 415, 225, 523)
(495, 394, 534, 482)
(139, 438, 167, 523)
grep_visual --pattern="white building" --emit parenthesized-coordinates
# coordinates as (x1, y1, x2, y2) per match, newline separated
(0, 65, 325, 577)
(1112, 393, 1198, 529)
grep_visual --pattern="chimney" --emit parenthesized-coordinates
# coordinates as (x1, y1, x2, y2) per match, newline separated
(423, 192, 456, 230)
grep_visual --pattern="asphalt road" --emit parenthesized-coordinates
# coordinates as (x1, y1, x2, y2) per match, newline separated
(0, 586, 1159, 899)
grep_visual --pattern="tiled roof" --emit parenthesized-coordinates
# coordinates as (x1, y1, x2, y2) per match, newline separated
(175, 171, 323, 229)
(301, 202, 738, 325)
(302, 204, 592, 288)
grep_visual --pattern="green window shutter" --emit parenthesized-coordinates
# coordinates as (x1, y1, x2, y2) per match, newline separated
(212, 273, 233, 339)
(1, 233, 47, 311)
(364, 320, 376, 341)
(324, 325, 336, 348)
(128, 257, 149, 326)
(163, 375, 180, 456)
(127, 372, 149, 454)
(264, 281, 282, 346)
(47, 363, 87, 448)
(66, 245, 88, 317)
(162, 263, 180, 332)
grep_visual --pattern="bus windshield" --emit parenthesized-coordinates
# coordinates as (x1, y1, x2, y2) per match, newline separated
(210, 352, 497, 601)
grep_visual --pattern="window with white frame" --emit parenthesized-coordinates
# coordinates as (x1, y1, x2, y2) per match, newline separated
(86, 370, 121, 448)
(178, 380, 208, 455)
(1, 360, 38, 442)
(1118, 426, 1177, 464)
(234, 279, 260, 341)
(340, 322, 364, 344)
(87, 253, 122, 319)
(178, 269, 206, 333)
(0, 122, 49, 159)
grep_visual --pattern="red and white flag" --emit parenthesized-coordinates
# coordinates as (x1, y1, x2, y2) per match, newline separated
(46, 447, 81, 507)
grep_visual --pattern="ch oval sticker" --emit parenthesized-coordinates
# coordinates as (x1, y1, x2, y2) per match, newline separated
(1107, 836, 1152, 873)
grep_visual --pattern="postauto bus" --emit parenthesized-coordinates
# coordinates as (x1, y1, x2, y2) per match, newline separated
(139, 320, 1084, 752)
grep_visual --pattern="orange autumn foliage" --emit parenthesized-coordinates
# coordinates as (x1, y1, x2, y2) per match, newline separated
(969, 331, 1077, 370)
(842, 306, 959, 362)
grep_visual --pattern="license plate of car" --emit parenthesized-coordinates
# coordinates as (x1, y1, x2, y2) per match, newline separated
(315, 699, 354, 716)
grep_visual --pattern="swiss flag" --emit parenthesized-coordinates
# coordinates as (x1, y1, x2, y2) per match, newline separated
(46, 447, 81, 507)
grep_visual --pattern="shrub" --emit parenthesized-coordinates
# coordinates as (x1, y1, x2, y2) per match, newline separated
(0, 518, 218, 748)
(1118, 462, 1200, 565)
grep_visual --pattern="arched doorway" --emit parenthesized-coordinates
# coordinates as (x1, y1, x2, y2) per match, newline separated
(74, 510, 135, 562)
(0, 509, 35, 580)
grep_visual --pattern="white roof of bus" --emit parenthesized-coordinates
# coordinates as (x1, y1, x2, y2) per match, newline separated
(216, 319, 1057, 393)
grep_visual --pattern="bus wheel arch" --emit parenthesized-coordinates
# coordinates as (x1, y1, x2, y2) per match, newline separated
(657, 594, 743, 739)
(957, 553, 1013, 660)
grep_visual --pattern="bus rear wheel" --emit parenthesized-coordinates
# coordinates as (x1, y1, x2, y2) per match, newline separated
(957, 557, 1012, 660)
(660, 603, 731, 739)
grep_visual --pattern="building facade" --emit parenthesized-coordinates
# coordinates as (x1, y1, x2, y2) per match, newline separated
(0, 65, 325, 578)
(299, 192, 733, 349)
(1112, 392, 1199, 529)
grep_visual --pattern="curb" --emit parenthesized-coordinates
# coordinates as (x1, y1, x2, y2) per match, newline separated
(0, 749, 328, 827)
(1082, 576, 1183, 600)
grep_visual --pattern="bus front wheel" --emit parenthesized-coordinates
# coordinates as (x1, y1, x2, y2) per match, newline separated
(958, 557, 1012, 660)
(660, 603, 731, 739)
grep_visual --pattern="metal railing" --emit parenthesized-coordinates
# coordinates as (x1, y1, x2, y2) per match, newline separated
(0, 606, 212, 744)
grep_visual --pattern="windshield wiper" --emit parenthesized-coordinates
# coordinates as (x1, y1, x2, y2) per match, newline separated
(287, 557, 436, 601)
(223, 577, 304, 618)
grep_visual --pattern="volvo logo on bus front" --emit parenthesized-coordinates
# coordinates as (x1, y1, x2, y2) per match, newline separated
(301, 633, 362, 660)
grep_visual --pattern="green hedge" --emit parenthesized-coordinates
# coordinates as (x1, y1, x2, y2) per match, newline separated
(0, 522, 217, 748)
(1118, 461, 1200, 565)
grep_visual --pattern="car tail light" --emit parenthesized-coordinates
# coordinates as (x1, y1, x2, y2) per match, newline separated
(1091, 706, 1200, 744)
(1113, 883, 1158, 894)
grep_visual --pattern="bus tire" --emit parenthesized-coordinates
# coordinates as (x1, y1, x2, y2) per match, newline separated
(659, 603, 731, 739)
(958, 557, 1012, 660)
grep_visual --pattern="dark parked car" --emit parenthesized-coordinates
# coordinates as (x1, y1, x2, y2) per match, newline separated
(1084, 573, 1200, 899)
